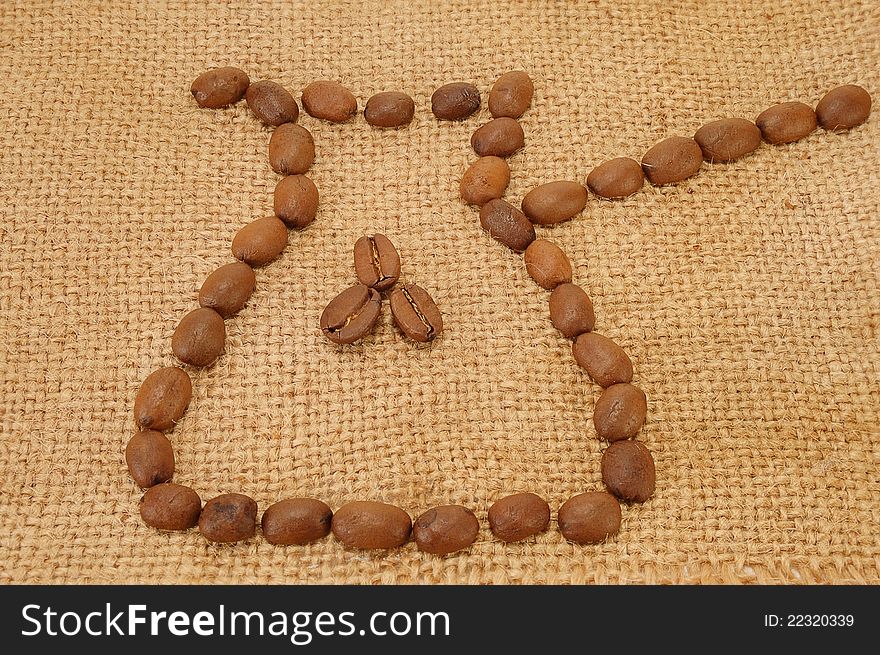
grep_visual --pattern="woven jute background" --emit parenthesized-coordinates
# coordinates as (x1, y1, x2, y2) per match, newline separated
(0, 0, 877, 584)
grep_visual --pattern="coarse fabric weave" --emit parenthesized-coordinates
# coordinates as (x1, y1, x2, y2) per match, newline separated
(0, 0, 877, 584)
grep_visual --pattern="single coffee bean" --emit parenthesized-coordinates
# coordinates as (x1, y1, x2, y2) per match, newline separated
(523, 239, 572, 290)
(694, 118, 761, 162)
(593, 382, 647, 441)
(172, 307, 226, 367)
(471, 117, 525, 157)
(557, 491, 621, 544)
(140, 483, 202, 531)
(232, 216, 288, 266)
(353, 234, 401, 291)
(488, 71, 534, 119)
(331, 501, 412, 550)
(601, 440, 656, 503)
(320, 284, 382, 345)
(268, 123, 315, 175)
(388, 284, 443, 343)
(413, 505, 480, 555)
(198, 261, 256, 318)
(479, 198, 536, 252)
(586, 157, 645, 199)
(261, 498, 333, 545)
(301, 80, 357, 122)
(521, 181, 588, 225)
(641, 136, 703, 185)
(134, 366, 192, 431)
(755, 101, 817, 144)
(191, 66, 250, 109)
(364, 91, 415, 128)
(549, 283, 595, 338)
(199, 493, 258, 543)
(488, 492, 550, 542)
(245, 80, 299, 126)
(125, 430, 174, 488)
(274, 175, 319, 229)
(572, 332, 633, 387)
(816, 84, 872, 131)
(460, 156, 510, 206)
(432, 82, 481, 121)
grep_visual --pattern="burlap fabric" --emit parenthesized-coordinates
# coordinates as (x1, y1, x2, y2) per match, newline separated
(0, 0, 877, 584)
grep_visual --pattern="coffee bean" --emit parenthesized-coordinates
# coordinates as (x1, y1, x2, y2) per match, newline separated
(320, 284, 382, 345)
(199, 493, 258, 543)
(198, 261, 256, 318)
(488, 71, 534, 119)
(353, 234, 401, 291)
(125, 430, 174, 488)
(301, 81, 357, 122)
(479, 198, 536, 252)
(261, 498, 333, 545)
(549, 283, 595, 338)
(601, 440, 656, 503)
(460, 156, 510, 206)
(191, 66, 250, 109)
(694, 118, 761, 162)
(388, 284, 443, 342)
(245, 80, 299, 126)
(816, 84, 872, 131)
(364, 91, 415, 128)
(140, 483, 202, 531)
(432, 82, 481, 120)
(593, 383, 647, 441)
(572, 332, 633, 387)
(521, 181, 587, 225)
(331, 501, 412, 550)
(134, 366, 192, 431)
(232, 216, 288, 266)
(268, 123, 315, 175)
(471, 118, 525, 157)
(587, 157, 644, 199)
(523, 239, 572, 290)
(488, 492, 550, 542)
(755, 101, 817, 144)
(274, 175, 319, 229)
(172, 307, 225, 367)
(557, 491, 622, 544)
(413, 505, 480, 555)
(641, 136, 703, 185)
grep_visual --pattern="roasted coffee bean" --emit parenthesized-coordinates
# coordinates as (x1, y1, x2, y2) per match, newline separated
(460, 156, 510, 206)
(301, 81, 357, 122)
(413, 505, 480, 555)
(572, 332, 633, 387)
(331, 501, 412, 550)
(198, 262, 256, 319)
(140, 483, 202, 531)
(268, 123, 315, 175)
(601, 440, 656, 503)
(364, 91, 415, 128)
(125, 430, 174, 488)
(523, 239, 572, 290)
(549, 283, 595, 338)
(755, 101, 817, 144)
(199, 493, 258, 543)
(641, 136, 703, 185)
(488, 71, 534, 119)
(587, 157, 644, 199)
(134, 366, 192, 431)
(320, 284, 382, 345)
(816, 84, 872, 131)
(245, 80, 299, 126)
(557, 491, 621, 544)
(232, 216, 288, 266)
(172, 307, 226, 367)
(388, 284, 443, 342)
(471, 118, 525, 157)
(261, 498, 333, 545)
(593, 383, 647, 441)
(353, 234, 401, 291)
(479, 198, 536, 252)
(274, 175, 319, 229)
(488, 492, 550, 542)
(521, 181, 588, 225)
(432, 82, 481, 120)
(191, 66, 250, 109)
(694, 118, 761, 162)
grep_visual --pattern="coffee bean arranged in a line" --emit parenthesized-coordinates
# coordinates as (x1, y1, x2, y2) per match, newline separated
(134, 366, 192, 431)
(246, 80, 299, 126)
(593, 382, 648, 441)
(191, 66, 250, 109)
(601, 440, 656, 503)
(301, 80, 358, 122)
(125, 430, 175, 488)
(198, 261, 256, 319)
(332, 501, 412, 550)
(364, 91, 415, 128)
(432, 82, 481, 120)
(557, 491, 622, 544)
(354, 234, 401, 291)
(694, 118, 761, 163)
(816, 84, 872, 131)
(232, 216, 289, 266)
(172, 307, 226, 368)
(521, 180, 587, 224)
(389, 284, 443, 342)
(413, 505, 481, 555)
(756, 102, 816, 144)
(488, 71, 534, 119)
(587, 157, 645, 199)
(261, 498, 333, 546)
(479, 198, 536, 252)
(549, 283, 595, 339)
(460, 156, 511, 206)
(523, 239, 572, 290)
(268, 123, 315, 175)
(199, 493, 258, 543)
(140, 483, 202, 531)
(320, 284, 382, 345)
(274, 175, 319, 228)
(488, 492, 550, 542)
(471, 117, 525, 157)
(572, 332, 633, 388)
(641, 136, 703, 185)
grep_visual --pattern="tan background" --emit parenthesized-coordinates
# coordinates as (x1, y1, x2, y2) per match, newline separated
(0, 0, 877, 584)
